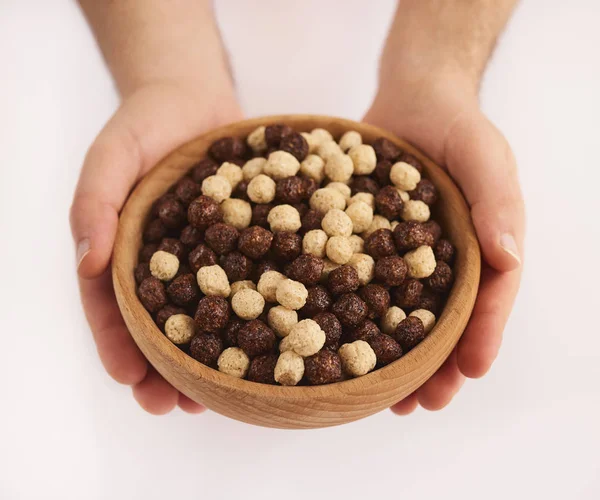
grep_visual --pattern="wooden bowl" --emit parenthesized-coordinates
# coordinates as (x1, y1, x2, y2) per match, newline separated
(113, 115, 480, 429)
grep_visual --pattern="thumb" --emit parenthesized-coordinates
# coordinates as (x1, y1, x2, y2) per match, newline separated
(445, 109, 525, 272)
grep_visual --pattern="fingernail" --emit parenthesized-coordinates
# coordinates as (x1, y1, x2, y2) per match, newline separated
(499, 233, 521, 266)
(76, 238, 91, 270)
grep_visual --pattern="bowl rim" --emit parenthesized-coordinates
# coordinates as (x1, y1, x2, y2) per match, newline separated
(113, 114, 481, 400)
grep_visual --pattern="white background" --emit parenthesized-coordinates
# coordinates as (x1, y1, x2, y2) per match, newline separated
(1, 1, 599, 499)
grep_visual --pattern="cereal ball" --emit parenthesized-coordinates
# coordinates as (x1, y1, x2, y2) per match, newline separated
(359, 284, 390, 319)
(345, 201, 373, 234)
(204, 223, 239, 255)
(310, 187, 346, 213)
(287, 254, 325, 286)
(264, 124, 292, 148)
(280, 132, 309, 161)
(149, 250, 180, 281)
(301, 132, 318, 154)
(209, 136, 248, 163)
(230, 280, 256, 296)
(369, 334, 403, 367)
(381, 306, 407, 335)
(247, 126, 267, 153)
(287, 319, 326, 357)
(374, 255, 408, 286)
(423, 220, 443, 243)
(410, 309, 436, 334)
(300, 154, 325, 183)
(305, 350, 343, 385)
(156, 197, 186, 229)
(326, 236, 354, 264)
(274, 351, 305, 386)
(196, 264, 230, 297)
(301, 210, 325, 235)
(364, 229, 396, 259)
(201, 175, 232, 203)
(310, 127, 334, 144)
(174, 177, 201, 206)
(276, 279, 308, 310)
(237, 319, 276, 357)
(217, 162, 243, 189)
(272, 231, 302, 261)
(426, 261, 454, 293)
(246, 353, 278, 384)
(267, 204, 302, 233)
(264, 151, 301, 180)
(238, 226, 273, 259)
(327, 182, 352, 201)
(372, 137, 402, 162)
(390, 221, 400, 231)
(252, 259, 279, 283)
(321, 259, 341, 282)
(362, 215, 392, 238)
(351, 320, 381, 342)
(352, 175, 380, 196)
(188, 243, 218, 273)
(167, 274, 200, 306)
(135, 262, 151, 284)
(192, 158, 219, 184)
(434, 239, 455, 264)
(257, 270, 287, 302)
(327, 264, 360, 295)
(242, 157, 266, 182)
(402, 200, 431, 222)
(275, 176, 305, 204)
(313, 312, 342, 349)
(220, 198, 252, 230)
(404, 245, 436, 279)
(138, 277, 167, 313)
(332, 293, 368, 327)
(392, 279, 423, 309)
(348, 144, 377, 175)
(324, 154, 353, 182)
(140, 243, 159, 263)
(373, 160, 392, 186)
(398, 152, 423, 172)
(158, 238, 186, 261)
(396, 190, 410, 202)
(194, 296, 230, 333)
(338, 130, 362, 152)
(338, 340, 376, 377)
(302, 177, 318, 199)
(317, 140, 343, 162)
(409, 179, 438, 206)
(348, 234, 365, 254)
(394, 316, 426, 351)
(188, 195, 223, 229)
(223, 317, 244, 347)
(267, 306, 298, 337)
(302, 229, 328, 258)
(231, 288, 265, 321)
(321, 209, 353, 237)
(164, 314, 195, 345)
(418, 287, 442, 316)
(347, 253, 375, 286)
(348, 192, 375, 209)
(190, 333, 223, 367)
(251, 204, 272, 228)
(221, 251, 253, 282)
(180, 225, 203, 248)
(300, 285, 332, 317)
(393, 221, 434, 252)
(375, 185, 404, 220)
(247, 174, 276, 204)
(390, 162, 421, 191)
(155, 305, 186, 331)
(217, 347, 250, 378)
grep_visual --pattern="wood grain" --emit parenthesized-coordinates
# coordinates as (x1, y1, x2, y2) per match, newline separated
(112, 115, 481, 429)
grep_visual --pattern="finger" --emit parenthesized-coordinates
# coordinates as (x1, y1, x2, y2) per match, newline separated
(178, 393, 206, 414)
(445, 110, 525, 272)
(132, 367, 179, 415)
(390, 393, 419, 415)
(457, 265, 521, 378)
(79, 270, 148, 385)
(417, 349, 465, 411)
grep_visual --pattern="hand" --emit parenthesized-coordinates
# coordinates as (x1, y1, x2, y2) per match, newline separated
(70, 81, 243, 415)
(364, 75, 525, 414)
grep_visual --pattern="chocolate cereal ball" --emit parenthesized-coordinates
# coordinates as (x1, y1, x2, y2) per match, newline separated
(397, 152, 423, 173)
(351, 320, 381, 342)
(252, 259, 279, 283)
(300, 285, 332, 317)
(135, 262, 151, 284)
(375, 185, 404, 219)
(271, 231, 302, 261)
(368, 334, 403, 367)
(301, 209, 324, 234)
(286, 255, 324, 286)
(251, 203, 273, 227)
(351, 176, 380, 196)
(373, 160, 393, 187)
(418, 287, 442, 315)
(143, 219, 167, 243)
(434, 239, 455, 264)
(374, 255, 408, 286)
(204, 223, 239, 255)
(158, 238, 187, 261)
(276, 176, 305, 204)
(264, 124, 293, 148)
(426, 261, 454, 293)
(332, 293, 368, 327)
(279, 132, 309, 162)
(409, 179, 438, 206)
(179, 225, 203, 248)
(302, 177, 318, 199)
(392, 279, 423, 309)
(238, 226, 273, 259)
(358, 284, 390, 319)
(209, 136, 248, 163)
(191, 158, 219, 184)
(155, 305, 186, 331)
(188, 195, 223, 230)
(237, 320, 276, 357)
(372, 137, 402, 162)
(328, 265, 360, 295)
(304, 350, 343, 385)
(394, 316, 426, 352)
(156, 196, 186, 229)
(188, 243, 218, 273)
(167, 274, 200, 307)
(221, 251, 253, 282)
(364, 229, 397, 259)
(175, 177, 201, 206)
(247, 353, 278, 384)
(223, 317, 245, 347)
(194, 296, 230, 333)
(138, 277, 167, 313)
(393, 221, 434, 252)
(313, 312, 342, 349)
(139, 243, 159, 263)
(423, 220, 442, 244)
(190, 333, 223, 368)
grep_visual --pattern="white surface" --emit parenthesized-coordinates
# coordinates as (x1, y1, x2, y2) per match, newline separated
(1, 1, 599, 499)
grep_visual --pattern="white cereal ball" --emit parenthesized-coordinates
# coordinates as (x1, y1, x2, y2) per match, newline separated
(196, 264, 231, 297)
(345, 201, 373, 234)
(362, 215, 392, 238)
(310, 128, 334, 145)
(402, 200, 431, 222)
(338, 340, 377, 377)
(268, 306, 298, 338)
(348, 253, 375, 286)
(321, 208, 353, 237)
(410, 309, 437, 334)
(149, 250, 179, 281)
(326, 182, 352, 201)
(217, 162, 243, 189)
(257, 270, 286, 302)
(348, 192, 375, 209)
(301, 132, 319, 154)
(201, 175, 232, 203)
(326, 236, 354, 264)
(404, 245, 437, 278)
(230, 280, 256, 296)
(263, 150, 300, 180)
(218, 347, 250, 378)
(348, 144, 376, 175)
(302, 229, 328, 258)
(247, 125, 267, 154)
(321, 259, 341, 282)
(267, 204, 302, 233)
(339, 130, 362, 152)
(390, 220, 400, 231)
(317, 141, 343, 161)
(348, 234, 365, 254)
(397, 189, 410, 202)
(242, 157, 266, 181)
(276, 279, 308, 310)
(231, 288, 265, 320)
(274, 351, 305, 386)
(300, 154, 325, 182)
(279, 335, 292, 353)
(381, 306, 407, 335)
(390, 161, 421, 190)
(221, 198, 252, 229)
(247, 174, 276, 204)
(287, 319, 326, 357)
(310, 187, 346, 213)
(324, 154, 353, 182)
(164, 314, 195, 345)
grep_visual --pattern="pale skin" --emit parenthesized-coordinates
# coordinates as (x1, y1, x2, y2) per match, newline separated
(71, 0, 525, 415)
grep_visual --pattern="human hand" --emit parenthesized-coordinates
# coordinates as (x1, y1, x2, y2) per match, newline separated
(364, 75, 525, 414)
(70, 81, 242, 414)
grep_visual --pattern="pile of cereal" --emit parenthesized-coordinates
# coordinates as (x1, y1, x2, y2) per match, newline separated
(136, 124, 455, 385)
